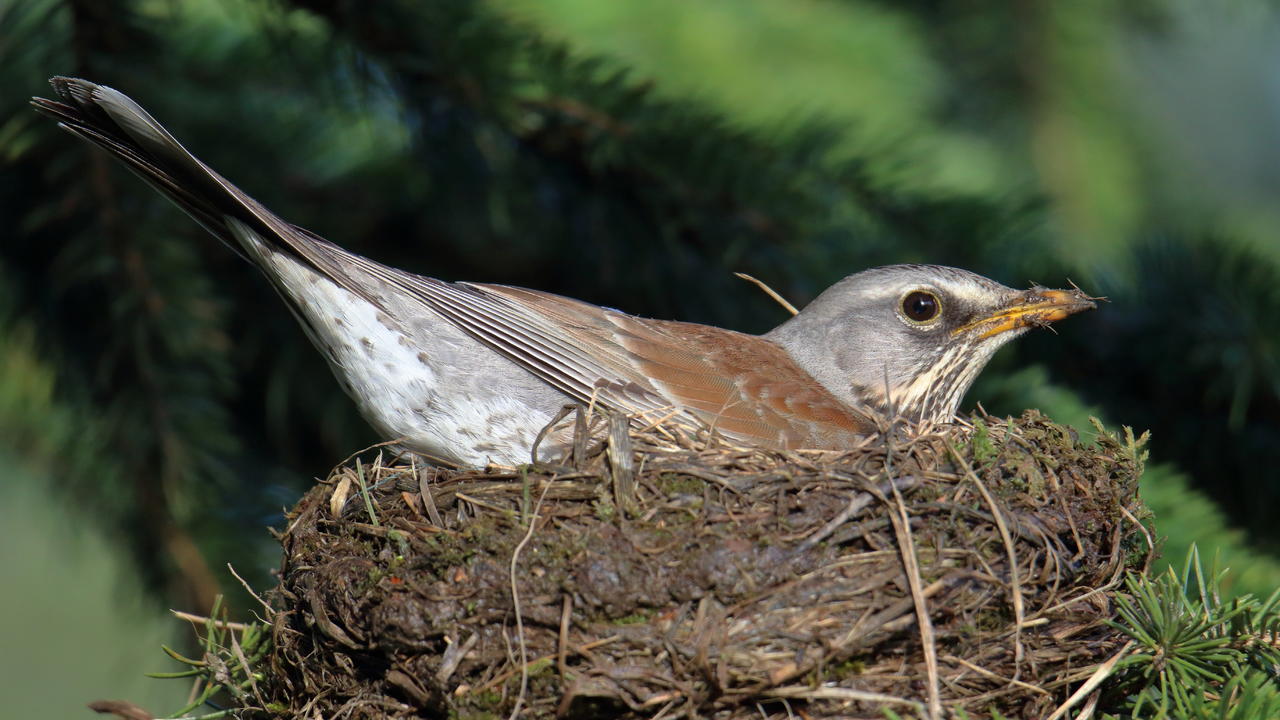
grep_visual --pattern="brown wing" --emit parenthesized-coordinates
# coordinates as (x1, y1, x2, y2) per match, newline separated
(611, 316, 875, 448)
(475, 285, 876, 449)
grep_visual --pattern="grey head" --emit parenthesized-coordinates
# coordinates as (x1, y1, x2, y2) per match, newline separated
(765, 264, 1095, 425)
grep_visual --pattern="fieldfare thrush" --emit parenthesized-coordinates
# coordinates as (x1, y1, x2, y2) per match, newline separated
(33, 78, 1095, 466)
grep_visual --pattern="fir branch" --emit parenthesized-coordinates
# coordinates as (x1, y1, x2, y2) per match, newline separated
(1103, 546, 1280, 718)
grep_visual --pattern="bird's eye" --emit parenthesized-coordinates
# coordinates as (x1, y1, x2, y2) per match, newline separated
(901, 290, 941, 323)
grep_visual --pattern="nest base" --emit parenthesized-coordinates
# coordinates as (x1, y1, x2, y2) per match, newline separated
(259, 410, 1150, 719)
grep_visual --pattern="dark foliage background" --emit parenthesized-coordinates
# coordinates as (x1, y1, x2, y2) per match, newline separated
(2, 0, 1279, 645)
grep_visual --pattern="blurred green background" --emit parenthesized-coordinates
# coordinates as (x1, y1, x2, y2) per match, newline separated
(3, 0, 1280, 714)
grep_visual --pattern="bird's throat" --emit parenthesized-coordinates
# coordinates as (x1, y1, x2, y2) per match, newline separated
(849, 341, 1001, 427)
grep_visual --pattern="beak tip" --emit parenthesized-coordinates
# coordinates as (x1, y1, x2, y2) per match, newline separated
(1029, 288, 1099, 328)
(1039, 288, 1098, 312)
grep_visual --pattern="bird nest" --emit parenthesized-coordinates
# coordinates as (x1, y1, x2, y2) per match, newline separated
(253, 409, 1151, 719)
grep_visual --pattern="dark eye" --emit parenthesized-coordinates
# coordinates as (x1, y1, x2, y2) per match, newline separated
(901, 290, 941, 323)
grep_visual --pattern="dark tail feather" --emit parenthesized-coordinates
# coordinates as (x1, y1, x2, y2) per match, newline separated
(31, 77, 372, 301)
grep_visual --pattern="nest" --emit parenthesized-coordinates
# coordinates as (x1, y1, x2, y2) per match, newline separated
(257, 410, 1151, 719)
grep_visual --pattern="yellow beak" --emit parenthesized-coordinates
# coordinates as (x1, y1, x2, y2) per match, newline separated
(952, 288, 1097, 340)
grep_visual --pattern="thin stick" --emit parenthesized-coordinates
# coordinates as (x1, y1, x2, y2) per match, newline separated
(1045, 641, 1133, 720)
(170, 610, 250, 632)
(734, 272, 799, 316)
(1118, 503, 1154, 555)
(227, 563, 273, 618)
(558, 594, 572, 682)
(417, 465, 444, 527)
(506, 477, 555, 720)
(1075, 690, 1101, 720)
(229, 629, 262, 705)
(436, 632, 478, 685)
(765, 685, 922, 710)
(943, 654, 1051, 697)
(886, 479, 942, 720)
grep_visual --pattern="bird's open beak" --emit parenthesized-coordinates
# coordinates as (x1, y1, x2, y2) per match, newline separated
(953, 287, 1098, 340)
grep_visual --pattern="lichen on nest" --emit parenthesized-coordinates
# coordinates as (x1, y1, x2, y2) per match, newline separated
(257, 410, 1152, 719)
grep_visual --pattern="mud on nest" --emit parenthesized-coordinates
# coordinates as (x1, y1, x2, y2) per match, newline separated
(256, 410, 1152, 719)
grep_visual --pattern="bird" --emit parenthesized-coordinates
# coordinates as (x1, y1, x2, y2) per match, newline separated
(32, 77, 1096, 467)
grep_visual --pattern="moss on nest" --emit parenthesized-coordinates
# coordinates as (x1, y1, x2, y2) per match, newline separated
(254, 410, 1151, 719)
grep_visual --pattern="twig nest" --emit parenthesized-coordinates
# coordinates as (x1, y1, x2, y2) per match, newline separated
(262, 410, 1150, 719)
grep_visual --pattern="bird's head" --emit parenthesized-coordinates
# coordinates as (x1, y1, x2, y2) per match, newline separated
(765, 264, 1096, 425)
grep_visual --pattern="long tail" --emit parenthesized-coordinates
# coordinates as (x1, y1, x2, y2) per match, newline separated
(31, 76, 375, 304)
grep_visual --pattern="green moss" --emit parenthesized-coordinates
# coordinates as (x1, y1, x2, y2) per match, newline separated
(974, 607, 1013, 632)
(825, 657, 866, 679)
(657, 473, 705, 495)
(356, 567, 386, 595)
(611, 610, 651, 625)
(970, 418, 999, 466)
(526, 657, 555, 677)
(387, 528, 410, 557)
(449, 687, 504, 720)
